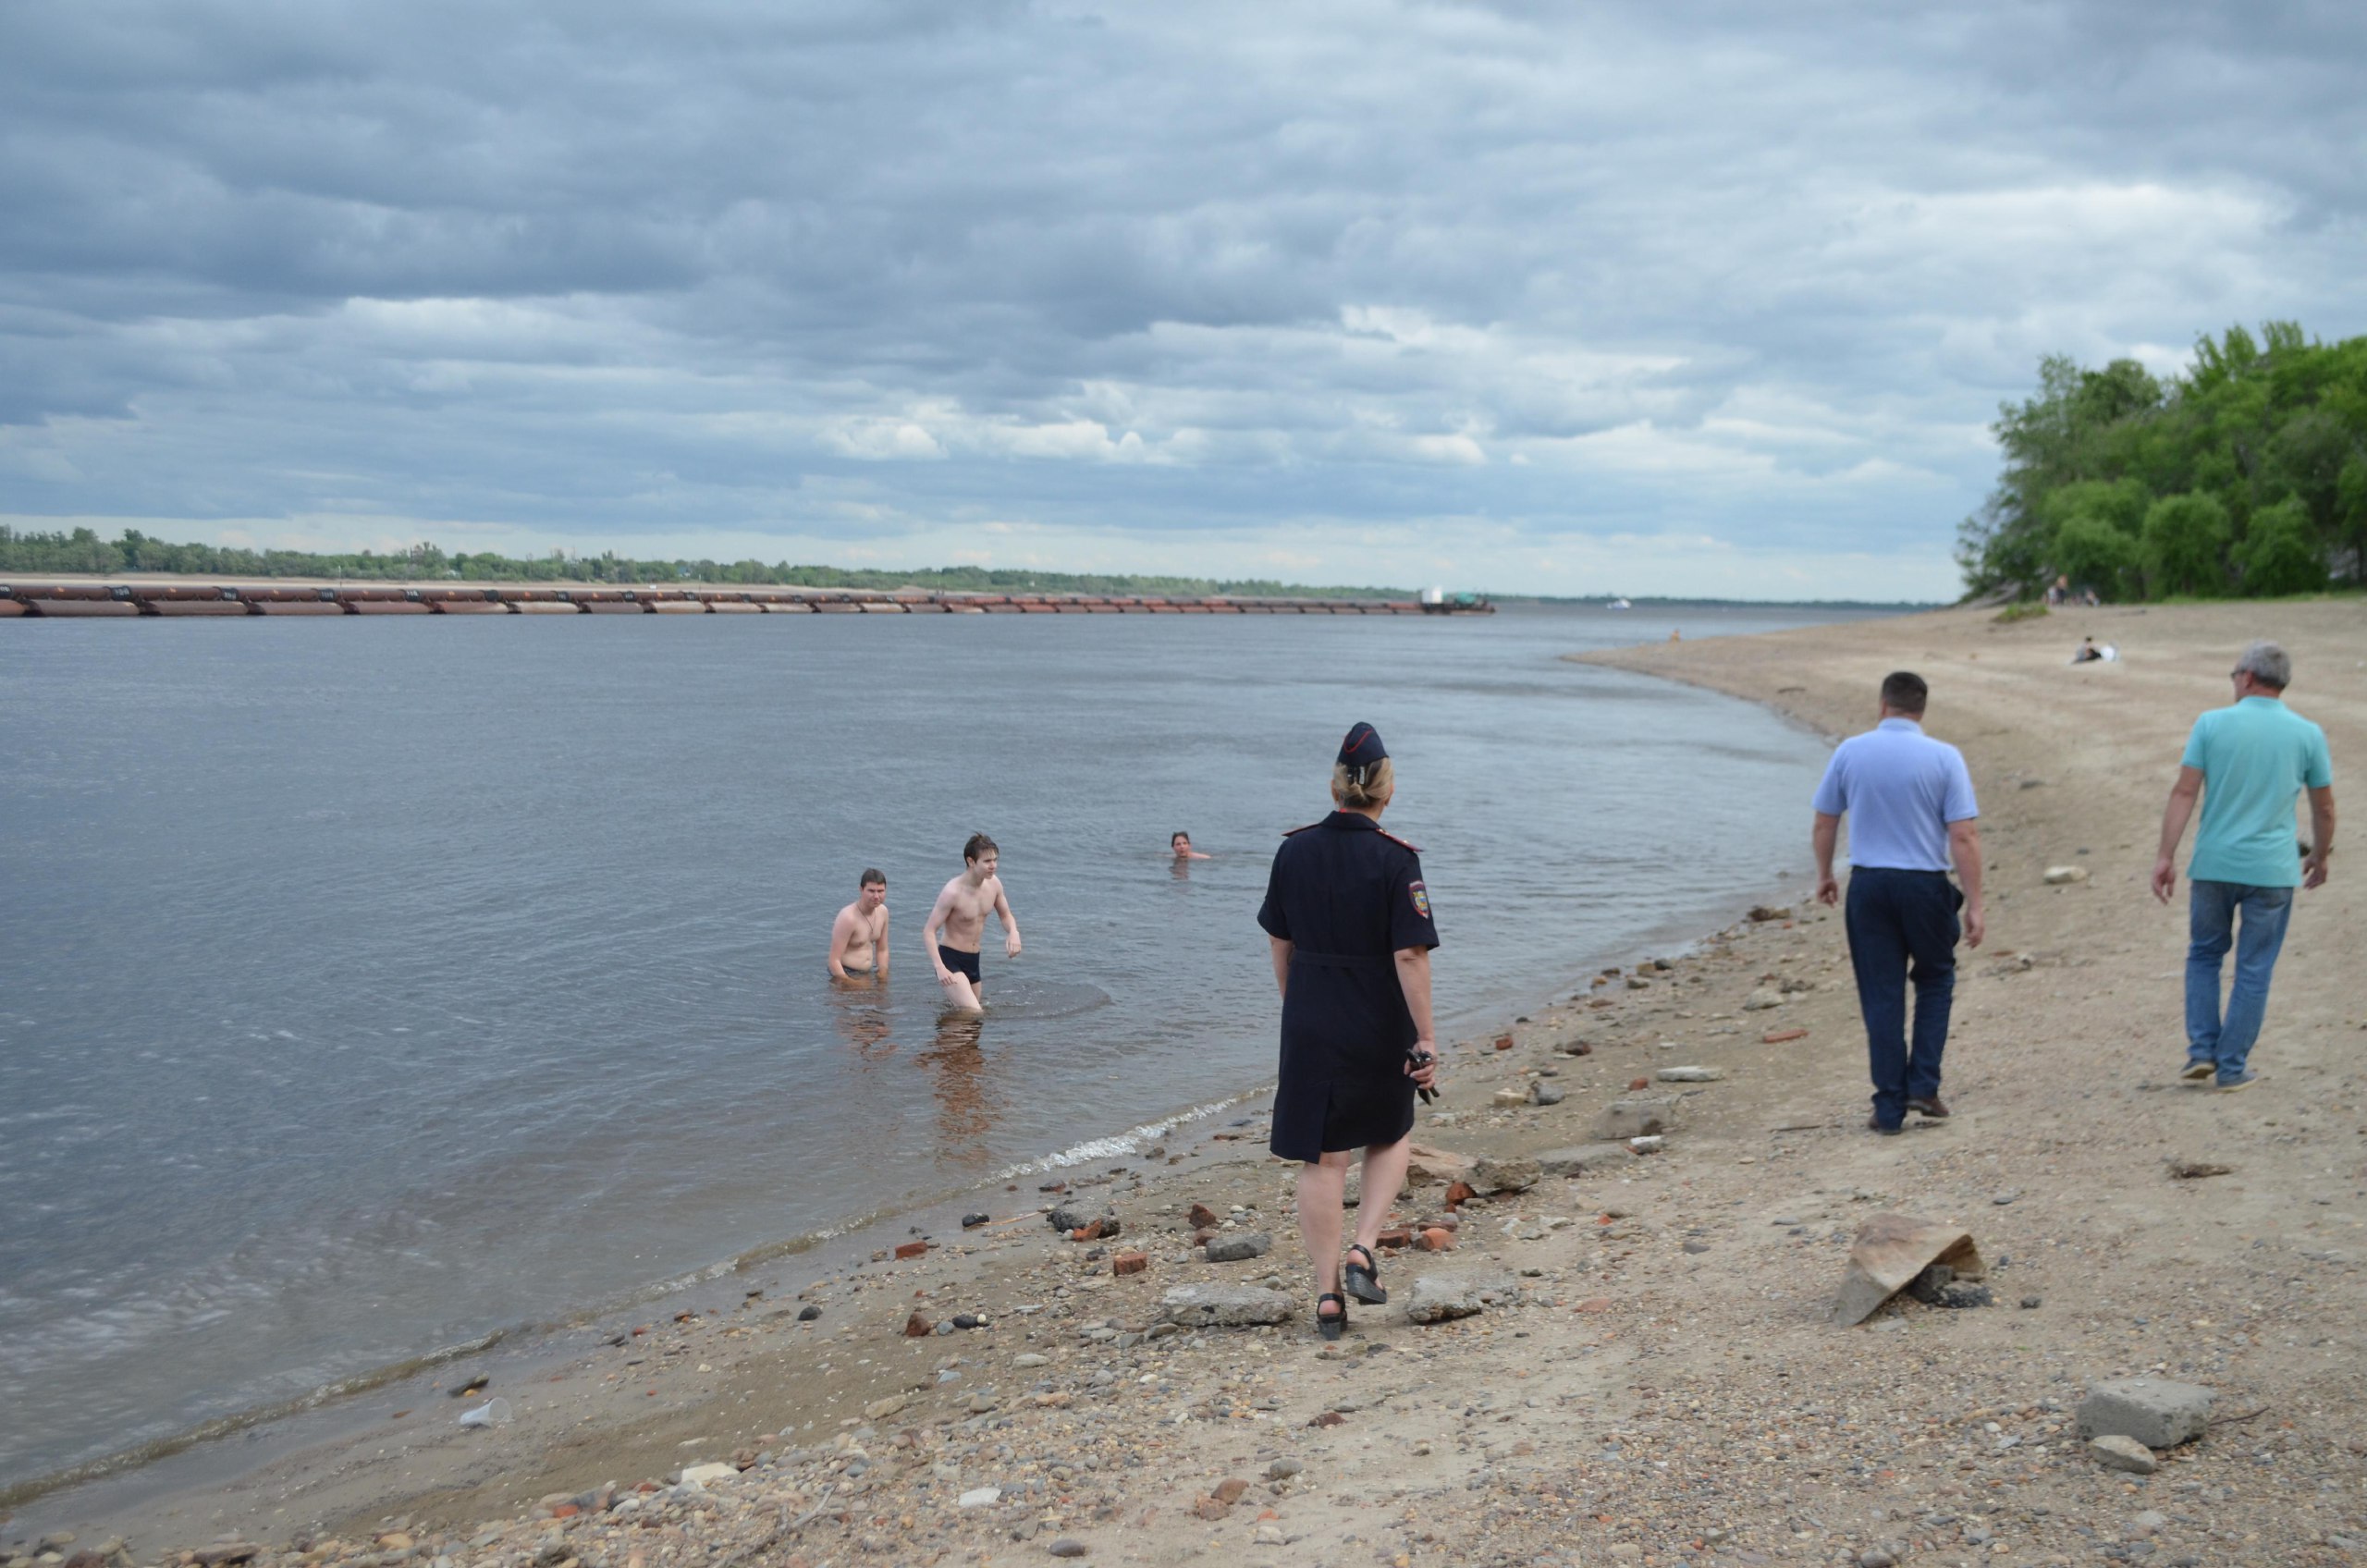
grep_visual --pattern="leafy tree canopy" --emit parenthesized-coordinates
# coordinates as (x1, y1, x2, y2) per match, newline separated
(1957, 323, 2367, 601)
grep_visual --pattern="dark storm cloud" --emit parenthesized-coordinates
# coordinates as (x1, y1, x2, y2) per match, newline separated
(2, 1, 2361, 594)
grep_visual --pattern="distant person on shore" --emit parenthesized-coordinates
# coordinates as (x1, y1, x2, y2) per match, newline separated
(1171, 831, 1210, 862)
(924, 833, 1022, 1012)
(2151, 641, 2335, 1092)
(2073, 637, 2103, 664)
(1258, 722, 1440, 1339)
(1812, 671, 1985, 1134)
(828, 870, 890, 984)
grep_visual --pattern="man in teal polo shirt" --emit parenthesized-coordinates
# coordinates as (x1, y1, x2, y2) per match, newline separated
(2152, 641, 2336, 1091)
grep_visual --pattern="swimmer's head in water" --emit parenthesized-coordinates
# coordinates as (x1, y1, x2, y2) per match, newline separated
(963, 831, 999, 869)
(1171, 831, 1192, 853)
(858, 868, 886, 910)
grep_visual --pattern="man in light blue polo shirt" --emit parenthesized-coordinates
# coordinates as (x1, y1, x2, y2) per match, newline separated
(1812, 671, 1985, 1134)
(2152, 640, 2336, 1091)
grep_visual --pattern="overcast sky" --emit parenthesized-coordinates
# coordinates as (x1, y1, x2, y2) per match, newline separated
(2, 2, 2360, 597)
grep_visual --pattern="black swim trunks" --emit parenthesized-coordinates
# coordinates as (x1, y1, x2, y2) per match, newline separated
(938, 945, 982, 985)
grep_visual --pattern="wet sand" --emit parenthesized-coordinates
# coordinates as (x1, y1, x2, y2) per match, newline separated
(11, 600, 2365, 1568)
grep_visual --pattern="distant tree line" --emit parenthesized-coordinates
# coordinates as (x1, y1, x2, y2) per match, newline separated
(1957, 322, 2367, 601)
(0, 527, 1400, 600)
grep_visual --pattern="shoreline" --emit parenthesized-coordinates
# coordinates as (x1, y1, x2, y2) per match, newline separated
(11, 599, 2363, 1568)
(3, 834, 1813, 1536)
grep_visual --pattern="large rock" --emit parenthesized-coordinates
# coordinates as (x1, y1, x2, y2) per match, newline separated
(1472, 1155, 1540, 1194)
(1656, 1066, 1724, 1083)
(1204, 1231, 1273, 1263)
(1538, 1143, 1629, 1178)
(1593, 1097, 1677, 1141)
(1742, 987, 1785, 1011)
(1404, 1143, 1474, 1186)
(1832, 1213, 1987, 1326)
(1404, 1271, 1520, 1325)
(2078, 1378, 2215, 1449)
(1159, 1284, 1295, 1328)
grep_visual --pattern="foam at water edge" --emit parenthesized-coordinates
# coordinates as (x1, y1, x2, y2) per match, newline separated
(993, 1088, 1271, 1179)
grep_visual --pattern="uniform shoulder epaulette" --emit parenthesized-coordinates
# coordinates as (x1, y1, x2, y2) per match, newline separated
(1377, 828, 1423, 853)
(1280, 821, 1323, 837)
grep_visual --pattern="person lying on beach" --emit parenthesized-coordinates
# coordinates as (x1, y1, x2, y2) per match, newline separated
(1171, 831, 1211, 861)
(924, 833, 1022, 1012)
(828, 869, 890, 983)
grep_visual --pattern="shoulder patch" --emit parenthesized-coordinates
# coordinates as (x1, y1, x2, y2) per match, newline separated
(1408, 879, 1431, 918)
(1377, 828, 1423, 853)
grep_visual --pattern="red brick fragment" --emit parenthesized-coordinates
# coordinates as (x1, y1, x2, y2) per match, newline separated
(1188, 1202, 1220, 1228)
(1192, 1498, 1232, 1521)
(1111, 1251, 1148, 1276)
(1492, 1034, 1515, 1051)
(1761, 1027, 1809, 1044)
(1417, 1227, 1456, 1252)
(903, 1311, 933, 1338)
(1212, 1478, 1250, 1504)
(1443, 1180, 1476, 1208)
(1071, 1219, 1105, 1242)
(894, 1241, 928, 1260)
(1375, 1227, 1413, 1249)
(1628, 1076, 1650, 1091)
(1306, 1410, 1347, 1428)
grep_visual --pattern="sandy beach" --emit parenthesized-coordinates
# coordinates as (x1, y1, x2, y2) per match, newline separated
(11, 600, 2364, 1568)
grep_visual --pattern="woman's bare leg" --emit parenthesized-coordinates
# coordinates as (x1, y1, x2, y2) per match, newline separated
(1353, 1136, 1413, 1256)
(1296, 1152, 1352, 1312)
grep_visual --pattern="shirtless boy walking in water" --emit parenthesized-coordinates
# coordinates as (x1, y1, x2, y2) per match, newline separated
(923, 834, 1022, 1012)
(828, 869, 891, 983)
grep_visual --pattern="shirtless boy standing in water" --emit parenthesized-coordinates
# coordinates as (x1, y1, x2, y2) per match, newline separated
(923, 834, 1022, 1011)
(828, 870, 890, 983)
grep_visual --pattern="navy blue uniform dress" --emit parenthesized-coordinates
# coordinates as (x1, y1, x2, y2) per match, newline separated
(1257, 812, 1441, 1162)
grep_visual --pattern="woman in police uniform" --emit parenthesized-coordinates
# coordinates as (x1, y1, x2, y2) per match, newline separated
(1257, 722, 1441, 1338)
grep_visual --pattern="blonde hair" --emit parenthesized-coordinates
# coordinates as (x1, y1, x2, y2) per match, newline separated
(1331, 755, 1394, 809)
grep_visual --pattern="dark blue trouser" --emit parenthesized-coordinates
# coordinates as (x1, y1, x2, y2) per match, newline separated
(1844, 867, 1962, 1128)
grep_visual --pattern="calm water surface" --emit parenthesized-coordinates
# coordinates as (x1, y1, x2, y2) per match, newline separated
(0, 602, 1882, 1486)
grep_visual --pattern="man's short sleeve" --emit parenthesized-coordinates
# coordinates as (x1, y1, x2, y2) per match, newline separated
(1942, 745, 1979, 823)
(1256, 850, 1291, 941)
(1810, 747, 1850, 816)
(2179, 715, 2212, 772)
(2304, 724, 2334, 790)
(1390, 853, 1441, 951)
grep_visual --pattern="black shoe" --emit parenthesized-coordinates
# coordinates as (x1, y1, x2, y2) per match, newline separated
(1316, 1292, 1346, 1341)
(1867, 1114, 1903, 1136)
(1343, 1243, 1388, 1305)
(1907, 1096, 1950, 1119)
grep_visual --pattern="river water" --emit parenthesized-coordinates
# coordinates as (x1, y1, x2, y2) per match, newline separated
(0, 601, 1879, 1488)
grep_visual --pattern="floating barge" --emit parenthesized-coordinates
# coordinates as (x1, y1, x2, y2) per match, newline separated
(0, 582, 1493, 619)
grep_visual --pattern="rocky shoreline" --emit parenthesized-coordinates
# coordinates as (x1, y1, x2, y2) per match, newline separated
(11, 602, 2364, 1568)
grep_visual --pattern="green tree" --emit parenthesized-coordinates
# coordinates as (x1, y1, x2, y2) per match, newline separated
(2052, 512, 2140, 600)
(2141, 492, 2233, 597)
(2234, 496, 2327, 595)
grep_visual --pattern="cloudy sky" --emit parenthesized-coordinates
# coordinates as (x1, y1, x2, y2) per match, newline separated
(2, 2, 2360, 598)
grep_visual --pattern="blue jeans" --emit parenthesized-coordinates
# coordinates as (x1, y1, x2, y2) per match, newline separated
(2185, 880, 2294, 1084)
(1844, 868, 1962, 1128)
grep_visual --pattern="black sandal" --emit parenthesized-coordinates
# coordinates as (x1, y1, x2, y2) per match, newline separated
(1316, 1292, 1347, 1341)
(1343, 1243, 1387, 1305)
